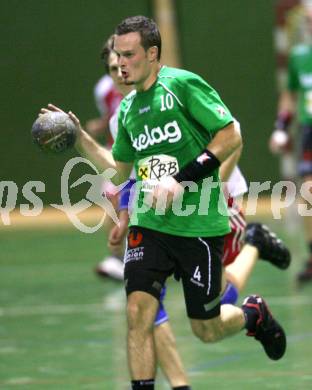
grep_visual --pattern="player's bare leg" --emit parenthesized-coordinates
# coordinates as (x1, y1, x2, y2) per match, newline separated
(154, 321, 190, 388)
(190, 306, 245, 343)
(225, 222, 291, 292)
(190, 222, 290, 358)
(127, 291, 159, 379)
(190, 299, 286, 361)
(225, 244, 258, 291)
(222, 223, 291, 302)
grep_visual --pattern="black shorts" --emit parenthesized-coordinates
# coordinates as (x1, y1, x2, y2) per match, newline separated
(299, 125, 312, 177)
(124, 226, 224, 320)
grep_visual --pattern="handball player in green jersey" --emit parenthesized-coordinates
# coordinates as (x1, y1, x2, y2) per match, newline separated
(270, 3, 312, 284)
(42, 16, 287, 390)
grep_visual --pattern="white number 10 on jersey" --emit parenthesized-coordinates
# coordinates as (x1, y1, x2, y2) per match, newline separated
(160, 94, 174, 111)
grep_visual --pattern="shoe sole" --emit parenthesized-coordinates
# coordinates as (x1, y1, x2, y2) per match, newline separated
(243, 295, 287, 360)
(257, 318, 287, 360)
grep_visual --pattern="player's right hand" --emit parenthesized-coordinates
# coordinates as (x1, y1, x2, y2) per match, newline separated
(40, 104, 84, 138)
(40, 103, 65, 116)
(269, 129, 291, 154)
(146, 176, 184, 211)
(108, 219, 128, 253)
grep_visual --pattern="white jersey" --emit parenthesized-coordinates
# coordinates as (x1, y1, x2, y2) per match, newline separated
(109, 111, 119, 141)
(94, 74, 122, 118)
(227, 166, 248, 198)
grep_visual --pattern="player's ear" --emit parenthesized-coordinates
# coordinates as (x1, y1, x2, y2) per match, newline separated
(148, 46, 158, 62)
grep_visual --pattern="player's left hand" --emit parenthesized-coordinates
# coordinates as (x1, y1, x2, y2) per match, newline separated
(147, 176, 184, 211)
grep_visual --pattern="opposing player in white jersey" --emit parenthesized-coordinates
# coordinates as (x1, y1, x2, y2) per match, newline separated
(85, 36, 123, 143)
(85, 37, 127, 280)
(219, 127, 291, 300)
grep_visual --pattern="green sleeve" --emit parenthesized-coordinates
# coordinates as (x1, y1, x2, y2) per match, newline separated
(112, 104, 135, 163)
(181, 74, 233, 134)
(287, 52, 299, 91)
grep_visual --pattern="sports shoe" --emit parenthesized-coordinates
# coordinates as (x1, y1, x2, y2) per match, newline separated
(242, 295, 286, 360)
(95, 256, 124, 281)
(245, 223, 291, 269)
(297, 257, 312, 284)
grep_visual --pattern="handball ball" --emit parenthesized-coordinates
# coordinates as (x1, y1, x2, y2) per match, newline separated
(31, 111, 77, 153)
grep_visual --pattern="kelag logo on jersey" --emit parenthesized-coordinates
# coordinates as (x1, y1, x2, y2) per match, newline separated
(130, 120, 182, 151)
(138, 155, 179, 192)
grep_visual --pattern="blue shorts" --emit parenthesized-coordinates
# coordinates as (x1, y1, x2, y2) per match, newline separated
(154, 286, 168, 326)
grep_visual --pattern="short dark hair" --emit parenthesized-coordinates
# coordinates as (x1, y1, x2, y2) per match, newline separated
(100, 35, 114, 73)
(115, 15, 161, 60)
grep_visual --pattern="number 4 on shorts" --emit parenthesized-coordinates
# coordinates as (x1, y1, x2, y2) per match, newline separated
(193, 266, 201, 281)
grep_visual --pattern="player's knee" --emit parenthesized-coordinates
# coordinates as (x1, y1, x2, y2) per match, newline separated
(191, 317, 224, 343)
(127, 291, 157, 332)
(127, 300, 141, 326)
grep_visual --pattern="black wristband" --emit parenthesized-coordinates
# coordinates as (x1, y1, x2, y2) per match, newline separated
(173, 149, 221, 183)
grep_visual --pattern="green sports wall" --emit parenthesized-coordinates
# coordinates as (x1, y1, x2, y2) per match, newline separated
(1, 0, 277, 205)
(177, 0, 277, 185)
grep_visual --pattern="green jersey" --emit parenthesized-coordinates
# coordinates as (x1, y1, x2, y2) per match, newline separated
(288, 44, 312, 124)
(112, 66, 233, 237)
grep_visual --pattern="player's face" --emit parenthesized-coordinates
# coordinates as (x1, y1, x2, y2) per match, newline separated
(108, 52, 132, 96)
(108, 52, 123, 85)
(113, 32, 155, 91)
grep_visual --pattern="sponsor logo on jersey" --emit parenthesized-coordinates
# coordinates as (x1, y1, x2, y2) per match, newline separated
(128, 231, 143, 247)
(130, 120, 182, 151)
(216, 105, 226, 117)
(196, 153, 211, 165)
(139, 106, 151, 114)
(125, 247, 144, 263)
(138, 155, 179, 192)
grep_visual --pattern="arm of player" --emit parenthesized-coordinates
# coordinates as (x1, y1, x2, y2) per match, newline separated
(205, 121, 242, 163)
(219, 146, 243, 182)
(85, 113, 110, 138)
(269, 90, 296, 154)
(149, 122, 242, 210)
(108, 209, 129, 253)
(278, 90, 296, 112)
(218, 120, 243, 181)
(74, 125, 133, 185)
